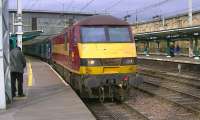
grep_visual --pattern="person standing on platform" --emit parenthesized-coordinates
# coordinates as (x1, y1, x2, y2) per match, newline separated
(170, 44, 175, 57)
(10, 46, 26, 97)
(175, 44, 180, 55)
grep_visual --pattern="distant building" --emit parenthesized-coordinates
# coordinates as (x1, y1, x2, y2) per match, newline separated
(132, 10, 200, 33)
(9, 10, 96, 35)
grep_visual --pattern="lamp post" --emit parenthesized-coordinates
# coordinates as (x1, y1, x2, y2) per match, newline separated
(16, 0, 23, 49)
(188, 0, 195, 58)
(124, 14, 131, 22)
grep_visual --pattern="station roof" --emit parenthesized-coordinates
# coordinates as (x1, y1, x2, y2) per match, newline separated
(75, 15, 129, 26)
(135, 25, 200, 42)
(9, 9, 96, 16)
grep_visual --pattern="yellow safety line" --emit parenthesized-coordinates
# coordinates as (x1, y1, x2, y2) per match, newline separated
(27, 61, 33, 87)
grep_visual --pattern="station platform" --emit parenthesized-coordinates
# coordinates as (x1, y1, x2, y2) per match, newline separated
(137, 54, 200, 64)
(0, 58, 95, 120)
(137, 54, 200, 77)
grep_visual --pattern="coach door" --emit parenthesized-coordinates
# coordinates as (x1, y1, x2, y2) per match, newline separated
(69, 27, 79, 70)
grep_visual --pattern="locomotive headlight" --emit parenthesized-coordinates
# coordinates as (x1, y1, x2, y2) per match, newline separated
(88, 60, 95, 65)
(81, 59, 101, 66)
(87, 59, 101, 66)
(121, 58, 137, 65)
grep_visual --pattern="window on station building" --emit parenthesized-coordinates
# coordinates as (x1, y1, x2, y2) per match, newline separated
(32, 17, 37, 30)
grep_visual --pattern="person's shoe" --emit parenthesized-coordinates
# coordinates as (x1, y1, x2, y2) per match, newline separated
(18, 94, 26, 97)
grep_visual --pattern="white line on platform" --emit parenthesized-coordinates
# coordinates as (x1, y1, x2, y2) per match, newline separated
(44, 62, 69, 87)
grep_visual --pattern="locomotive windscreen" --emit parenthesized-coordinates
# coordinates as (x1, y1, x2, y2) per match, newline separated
(108, 27, 131, 42)
(81, 26, 131, 42)
(81, 27, 106, 42)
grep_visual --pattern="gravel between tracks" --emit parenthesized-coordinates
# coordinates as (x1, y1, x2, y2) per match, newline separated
(87, 101, 149, 120)
(127, 88, 199, 120)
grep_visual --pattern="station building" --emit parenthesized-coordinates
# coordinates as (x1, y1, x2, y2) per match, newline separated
(9, 10, 95, 35)
(132, 10, 200, 57)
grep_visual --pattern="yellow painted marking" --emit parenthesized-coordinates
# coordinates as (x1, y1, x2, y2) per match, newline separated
(54, 60, 137, 75)
(79, 65, 137, 75)
(28, 61, 33, 87)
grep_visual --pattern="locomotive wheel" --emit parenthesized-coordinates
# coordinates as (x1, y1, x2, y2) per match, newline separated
(74, 76, 83, 95)
(99, 87, 105, 103)
(70, 73, 75, 87)
(65, 71, 70, 83)
(77, 78, 83, 95)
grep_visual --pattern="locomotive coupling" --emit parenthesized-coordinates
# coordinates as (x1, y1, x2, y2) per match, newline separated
(118, 83, 123, 88)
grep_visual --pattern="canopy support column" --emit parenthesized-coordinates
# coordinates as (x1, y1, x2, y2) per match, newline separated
(189, 39, 194, 57)
(0, 0, 10, 109)
(166, 39, 171, 57)
(194, 37, 199, 60)
(156, 41, 160, 54)
(144, 41, 149, 56)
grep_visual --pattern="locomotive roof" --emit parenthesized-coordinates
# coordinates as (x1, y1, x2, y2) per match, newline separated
(75, 15, 129, 26)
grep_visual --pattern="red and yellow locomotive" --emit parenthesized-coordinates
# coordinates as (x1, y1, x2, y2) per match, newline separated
(24, 15, 137, 102)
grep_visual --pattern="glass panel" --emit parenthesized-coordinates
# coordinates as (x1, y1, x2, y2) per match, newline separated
(108, 27, 131, 42)
(81, 27, 106, 42)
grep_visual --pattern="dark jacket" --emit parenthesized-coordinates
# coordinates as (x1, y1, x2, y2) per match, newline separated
(10, 47, 26, 73)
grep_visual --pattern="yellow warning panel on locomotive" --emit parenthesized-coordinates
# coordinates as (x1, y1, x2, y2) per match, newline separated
(78, 43, 136, 58)
(103, 67, 120, 74)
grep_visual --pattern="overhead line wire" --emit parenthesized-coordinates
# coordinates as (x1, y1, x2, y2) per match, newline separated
(80, 0, 96, 11)
(129, 0, 175, 15)
(104, 0, 123, 11)
(67, 0, 74, 11)
(27, 0, 39, 10)
(111, 0, 175, 15)
(129, 3, 200, 23)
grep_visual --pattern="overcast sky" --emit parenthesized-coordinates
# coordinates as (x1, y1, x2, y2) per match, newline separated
(9, 0, 200, 22)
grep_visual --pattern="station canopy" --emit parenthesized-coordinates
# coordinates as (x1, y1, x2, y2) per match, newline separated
(22, 35, 51, 46)
(10, 30, 43, 42)
(135, 25, 200, 42)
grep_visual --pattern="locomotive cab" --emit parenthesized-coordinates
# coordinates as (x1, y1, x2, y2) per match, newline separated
(75, 17, 137, 101)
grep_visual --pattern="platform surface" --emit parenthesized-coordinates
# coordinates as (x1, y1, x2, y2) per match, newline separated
(138, 54, 200, 64)
(0, 58, 95, 120)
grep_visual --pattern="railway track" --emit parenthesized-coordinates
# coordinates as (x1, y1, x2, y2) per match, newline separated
(140, 67, 200, 88)
(133, 73, 200, 117)
(85, 85, 199, 120)
(126, 88, 199, 120)
(86, 101, 150, 120)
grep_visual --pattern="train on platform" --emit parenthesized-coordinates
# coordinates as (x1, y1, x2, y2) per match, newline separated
(23, 15, 137, 102)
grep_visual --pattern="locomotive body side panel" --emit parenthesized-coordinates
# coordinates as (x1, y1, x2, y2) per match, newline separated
(52, 26, 80, 73)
